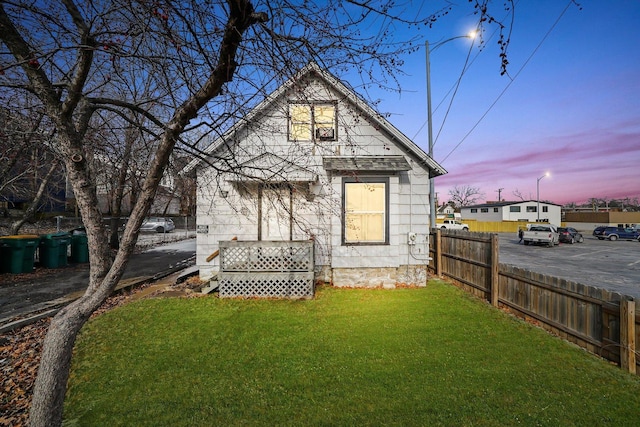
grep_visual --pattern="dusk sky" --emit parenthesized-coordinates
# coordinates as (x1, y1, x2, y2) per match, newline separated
(370, 0, 640, 206)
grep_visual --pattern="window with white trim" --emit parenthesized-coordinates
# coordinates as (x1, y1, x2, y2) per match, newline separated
(289, 103, 336, 141)
(343, 179, 388, 244)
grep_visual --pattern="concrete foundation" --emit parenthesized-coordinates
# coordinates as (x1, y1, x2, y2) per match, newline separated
(330, 265, 428, 288)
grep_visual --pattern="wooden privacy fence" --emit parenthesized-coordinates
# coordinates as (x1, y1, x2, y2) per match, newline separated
(428, 229, 638, 375)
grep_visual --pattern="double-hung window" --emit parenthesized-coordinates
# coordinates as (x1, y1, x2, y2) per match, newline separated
(289, 103, 336, 141)
(343, 178, 388, 244)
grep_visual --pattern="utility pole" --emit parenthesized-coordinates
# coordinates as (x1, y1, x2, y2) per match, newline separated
(496, 188, 504, 202)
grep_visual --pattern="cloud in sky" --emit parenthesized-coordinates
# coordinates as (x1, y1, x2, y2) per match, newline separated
(436, 123, 640, 204)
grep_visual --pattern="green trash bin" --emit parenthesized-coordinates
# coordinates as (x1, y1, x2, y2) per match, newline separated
(0, 235, 40, 274)
(70, 230, 89, 263)
(39, 232, 71, 268)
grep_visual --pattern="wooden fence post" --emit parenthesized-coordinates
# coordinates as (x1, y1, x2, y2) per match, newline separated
(435, 228, 442, 277)
(620, 298, 636, 374)
(490, 233, 499, 307)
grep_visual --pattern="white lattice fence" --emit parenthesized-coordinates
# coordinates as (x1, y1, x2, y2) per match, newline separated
(218, 272, 315, 298)
(218, 240, 314, 299)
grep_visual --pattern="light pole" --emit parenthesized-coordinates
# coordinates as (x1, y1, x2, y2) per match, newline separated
(427, 33, 475, 230)
(536, 172, 550, 221)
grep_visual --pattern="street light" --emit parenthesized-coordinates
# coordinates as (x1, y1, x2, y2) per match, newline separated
(536, 172, 550, 221)
(427, 32, 476, 230)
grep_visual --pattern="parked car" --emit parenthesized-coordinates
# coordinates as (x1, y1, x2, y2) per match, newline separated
(140, 217, 175, 233)
(592, 226, 607, 239)
(522, 224, 559, 247)
(593, 226, 639, 241)
(439, 219, 470, 231)
(557, 227, 584, 244)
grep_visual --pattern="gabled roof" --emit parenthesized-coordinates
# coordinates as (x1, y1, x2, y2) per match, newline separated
(183, 62, 446, 176)
(463, 200, 562, 209)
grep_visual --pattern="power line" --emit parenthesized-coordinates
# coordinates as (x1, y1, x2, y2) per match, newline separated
(411, 40, 484, 141)
(440, 1, 574, 164)
(411, 13, 502, 142)
(433, 32, 478, 146)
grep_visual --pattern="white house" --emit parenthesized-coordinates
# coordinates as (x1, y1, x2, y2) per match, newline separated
(436, 203, 458, 220)
(461, 200, 562, 225)
(184, 63, 446, 295)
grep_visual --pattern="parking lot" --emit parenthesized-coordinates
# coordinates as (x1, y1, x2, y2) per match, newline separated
(498, 232, 640, 299)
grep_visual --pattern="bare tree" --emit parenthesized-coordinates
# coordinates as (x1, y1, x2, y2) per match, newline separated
(512, 189, 526, 201)
(0, 1, 515, 424)
(448, 185, 485, 209)
(0, 105, 66, 230)
(8, 158, 60, 232)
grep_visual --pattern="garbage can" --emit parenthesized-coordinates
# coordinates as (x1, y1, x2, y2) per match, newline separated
(0, 235, 40, 274)
(39, 232, 71, 268)
(70, 229, 89, 263)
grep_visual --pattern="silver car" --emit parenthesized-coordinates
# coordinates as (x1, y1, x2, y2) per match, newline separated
(140, 217, 175, 233)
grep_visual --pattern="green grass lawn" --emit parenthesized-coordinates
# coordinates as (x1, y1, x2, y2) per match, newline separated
(64, 281, 640, 426)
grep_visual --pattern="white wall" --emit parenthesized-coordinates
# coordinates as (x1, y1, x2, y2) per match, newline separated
(195, 74, 433, 281)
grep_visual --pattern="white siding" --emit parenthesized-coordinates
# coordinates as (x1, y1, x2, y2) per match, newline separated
(195, 73, 433, 282)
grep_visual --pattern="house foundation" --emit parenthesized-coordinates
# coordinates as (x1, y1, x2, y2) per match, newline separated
(330, 265, 428, 288)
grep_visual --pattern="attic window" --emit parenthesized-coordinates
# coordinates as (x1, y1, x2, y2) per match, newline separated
(289, 103, 336, 141)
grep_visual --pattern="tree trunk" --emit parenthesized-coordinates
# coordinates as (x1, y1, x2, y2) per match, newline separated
(26, 2, 265, 424)
(27, 291, 107, 426)
(109, 126, 134, 249)
(28, 118, 179, 427)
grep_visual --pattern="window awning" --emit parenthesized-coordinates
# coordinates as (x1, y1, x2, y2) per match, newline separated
(323, 156, 411, 173)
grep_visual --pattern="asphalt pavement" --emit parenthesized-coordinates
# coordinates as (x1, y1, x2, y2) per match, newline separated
(498, 232, 640, 299)
(0, 237, 196, 328)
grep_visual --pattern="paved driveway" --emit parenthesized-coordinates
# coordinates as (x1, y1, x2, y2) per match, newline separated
(498, 232, 640, 299)
(0, 238, 196, 322)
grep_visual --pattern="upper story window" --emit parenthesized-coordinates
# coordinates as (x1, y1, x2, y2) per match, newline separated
(542, 206, 549, 213)
(494, 208, 499, 212)
(470, 208, 478, 213)
(289, 103, 336, 141)
(481, 208, 489, 213)
(526, 206, 537, 213)
(510, 206, 521, 212)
